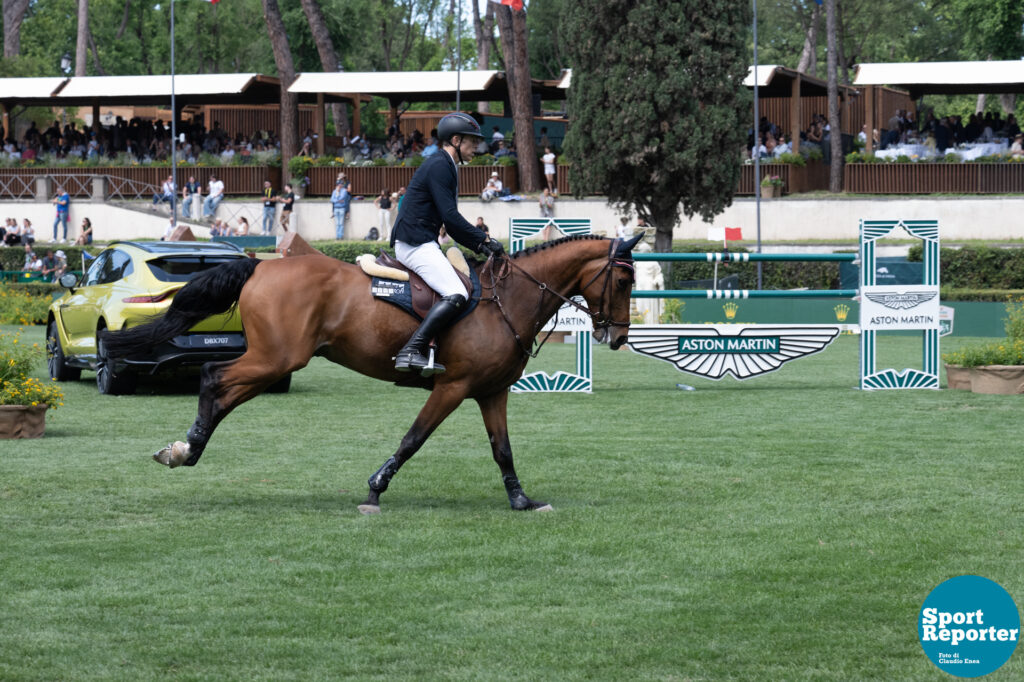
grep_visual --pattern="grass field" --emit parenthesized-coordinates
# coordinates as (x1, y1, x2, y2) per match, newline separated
(1, 324, 1022, 681)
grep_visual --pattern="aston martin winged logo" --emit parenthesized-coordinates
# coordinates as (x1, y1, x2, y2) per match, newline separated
(863, 290, 937, 310)
(627, 325, 843, 381)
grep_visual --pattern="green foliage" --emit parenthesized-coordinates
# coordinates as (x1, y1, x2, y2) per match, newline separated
(0, 245, 89, 272)
(908, 245, 1024, 289)
(659, 298, 685, 324)
(469, 153, 498, 166)
(774, 152, 806, 167)
(563, 0, 751, 244)
(1004, 296, 1024, 340)
(0, 328, 64, 408)
(943, 338, 1024, 367)
(287, 156, 315, 179)
(496, 155, 518, 167)
(760, 175, 784, 187)
(0, 287, 51, 326)
(662, 243, 840, 290)
(940, 289, 1024, 302)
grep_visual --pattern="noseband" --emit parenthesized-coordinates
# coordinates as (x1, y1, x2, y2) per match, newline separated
(483, 238, 636, 358)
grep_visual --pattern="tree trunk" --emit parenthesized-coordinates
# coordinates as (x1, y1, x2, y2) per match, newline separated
(796, 4, 820, 76)
(496, 5, 540, 193)
(87, 28, 105, 75)
(472, 0, 495, 113)
(75, 0, 89, 76)
(299, 0, 349, 138)
(262, 0, 299, 173)
(976, 94, 986, 115)
(999, 94, 1015, 115)
(825, 0, 842, 193)
(3, 0, 30, 58)
(835, 0, 850, 85)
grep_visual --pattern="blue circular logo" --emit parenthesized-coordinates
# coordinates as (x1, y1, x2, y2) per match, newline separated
(919, 575, 1020, 677)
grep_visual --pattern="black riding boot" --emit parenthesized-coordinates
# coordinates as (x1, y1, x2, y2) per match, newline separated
(394, 294, 466, 376)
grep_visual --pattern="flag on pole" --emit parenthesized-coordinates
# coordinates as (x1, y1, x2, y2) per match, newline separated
(724, 227, 743, 241)
(490, 0, 524, 10)
(204, 0, 221, 4)
(707, 227, 725, 241)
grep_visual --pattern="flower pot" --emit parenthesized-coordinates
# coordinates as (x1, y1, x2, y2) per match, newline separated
(969, 365, 1024, 395)
(0, 404, 48, 439)
(761, 185, 779, 198)
(944, 364, 972, 390)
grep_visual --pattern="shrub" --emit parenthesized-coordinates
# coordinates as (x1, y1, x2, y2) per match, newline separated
(0, 285, 51, 325)
(908, 246, 1024, 290)
(774, 152, 806, 167)
(469, 153, 497, 166)
(943, 298, 1024, 367)
(0, 329, 65, 409)
(287, 156, 315, 178)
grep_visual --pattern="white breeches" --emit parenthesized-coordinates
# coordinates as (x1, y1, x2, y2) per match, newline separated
(395, 240, 469, 299)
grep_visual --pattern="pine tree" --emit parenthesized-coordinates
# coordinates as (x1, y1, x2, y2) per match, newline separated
(563, 0, 751, 252)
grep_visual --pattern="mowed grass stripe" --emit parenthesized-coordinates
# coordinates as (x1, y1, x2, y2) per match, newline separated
(1, 326, 1021, 680)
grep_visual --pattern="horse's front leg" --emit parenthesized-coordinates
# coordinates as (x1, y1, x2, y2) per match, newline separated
(359, 383, 467, 514)
(476, 390, 552, 511)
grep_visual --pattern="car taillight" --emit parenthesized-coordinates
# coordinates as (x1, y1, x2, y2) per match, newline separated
(122, 289, 179, 303)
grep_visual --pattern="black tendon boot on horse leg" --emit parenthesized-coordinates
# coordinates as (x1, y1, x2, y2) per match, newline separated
(394, 294, 466, 376)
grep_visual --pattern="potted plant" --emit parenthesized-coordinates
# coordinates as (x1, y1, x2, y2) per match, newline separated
(1, 329, 65, 438)
(760, 174, 784, 198)
(942, 297, 1024, 394)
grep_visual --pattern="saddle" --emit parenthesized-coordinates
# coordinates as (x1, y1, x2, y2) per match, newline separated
(357, 248, 481, 322)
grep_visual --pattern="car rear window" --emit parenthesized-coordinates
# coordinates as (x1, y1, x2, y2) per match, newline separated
(146, 256, 244, 282)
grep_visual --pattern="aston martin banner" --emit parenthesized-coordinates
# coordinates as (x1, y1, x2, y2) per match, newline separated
(860, 285, 941, 331)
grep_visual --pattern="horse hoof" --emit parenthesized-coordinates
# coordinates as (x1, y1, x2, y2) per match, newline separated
(357, 504, 381, 515)
(153, 441, 190, 468)
(534, 504, 554, 512)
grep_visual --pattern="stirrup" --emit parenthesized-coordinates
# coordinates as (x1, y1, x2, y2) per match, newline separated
(394, 347, 446, 376)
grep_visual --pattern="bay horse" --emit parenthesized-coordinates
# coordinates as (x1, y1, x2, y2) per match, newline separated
(101, 233, 643, 513)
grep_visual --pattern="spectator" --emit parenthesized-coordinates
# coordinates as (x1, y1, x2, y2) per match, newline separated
(396, 186, 406, 211)
(75, 217, 93, 246)
(261, 180, 277, 235)
(421, 137, 440, 157)
(616, 216, 632, 239)
(542, 146, 557, 193)
(40, 249, 58, 282)
(21, 218, 35, 246)
(1011, 134, 1024, 157)
(235, 217, 250, 236)
(3, 218, 20, 246)
(152, 174, 176, 210)
(539, 126, 551, 149)
(53, 250, 68, 281)
(24, 244, 41, 271)
(481, 171, 503, 202)
(52, 186, 70, 242)
(494, 140, 511, 158)
(278, 183, 295, 232)
(162, 216, 177, 241)
(476, 216, 489, 236)
(182, 175, 200, 219)
(202, 174, 225, 219)
(539, 187, 555, 218)
(374, 188, 393, 241)
(330, 179, 351, 240)
(491, 126, 505, 149)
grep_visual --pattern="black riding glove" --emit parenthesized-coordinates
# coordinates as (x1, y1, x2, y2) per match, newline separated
(479, 238, 505, 258)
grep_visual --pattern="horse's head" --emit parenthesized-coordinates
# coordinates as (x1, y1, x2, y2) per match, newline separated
(578, 233, 643, 350)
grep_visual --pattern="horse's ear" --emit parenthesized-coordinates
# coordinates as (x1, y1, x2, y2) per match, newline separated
(616, 233, 644, 256)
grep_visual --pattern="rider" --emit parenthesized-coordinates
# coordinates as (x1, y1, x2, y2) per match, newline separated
(390, 112, 505, 376)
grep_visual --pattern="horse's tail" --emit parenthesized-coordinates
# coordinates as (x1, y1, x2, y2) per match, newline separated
(101, 257, 260, 359)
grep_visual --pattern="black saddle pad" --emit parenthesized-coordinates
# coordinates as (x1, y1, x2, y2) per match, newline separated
(371, 265, 481, 323)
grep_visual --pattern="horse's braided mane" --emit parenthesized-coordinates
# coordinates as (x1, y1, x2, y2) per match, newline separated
(511, 233, 606, 259)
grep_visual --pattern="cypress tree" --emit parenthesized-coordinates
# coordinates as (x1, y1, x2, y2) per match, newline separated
(563, 0, 751, 252)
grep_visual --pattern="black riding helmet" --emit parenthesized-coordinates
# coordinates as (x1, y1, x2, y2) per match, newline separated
(437, 113, 483, 163)
(437, 112, 483, 144)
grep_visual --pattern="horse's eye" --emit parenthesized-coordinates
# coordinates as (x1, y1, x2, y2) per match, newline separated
(616, 277, 630, 291)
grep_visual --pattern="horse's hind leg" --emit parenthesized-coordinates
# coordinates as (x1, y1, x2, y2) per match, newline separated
(360, 383, 467, 514)
(476, 391, 551, 511)
(153, 355, 293, 468)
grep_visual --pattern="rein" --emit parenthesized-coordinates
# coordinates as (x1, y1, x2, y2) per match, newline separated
(479, 239, 636, 359)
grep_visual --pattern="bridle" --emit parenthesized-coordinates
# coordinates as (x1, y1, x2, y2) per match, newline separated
(481, 238, 636, 359)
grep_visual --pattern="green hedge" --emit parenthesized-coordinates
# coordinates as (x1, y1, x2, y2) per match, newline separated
(1, 244, 93, 272)
(663, 243, 841, 290)
(907, 245, 1024, 289)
